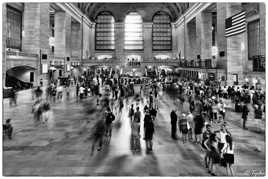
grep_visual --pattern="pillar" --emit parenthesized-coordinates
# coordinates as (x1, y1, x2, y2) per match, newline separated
(172, 23, 178, 57)
(71, 21, 81, 58)
(82, 22, 90, 59)
(186, 19, 197, 61)
(144, 22, 153, 61)
(22, 3, 50, 55)
(22, 3, 50, 86)
(89, 24, 95, 58)
(2, 3, 7, 87)
(259, 3, 265, 57)
(54, 11, 71, 58)
(226, 3, 244, 85)
(216, 3, 227, 70)
(196, 11, 212, 60)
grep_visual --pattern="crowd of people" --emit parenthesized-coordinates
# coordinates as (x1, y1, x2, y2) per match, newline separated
(4, 68, 265, 176)
(167, 79, 265, 176)
(89, 73, 160, 155)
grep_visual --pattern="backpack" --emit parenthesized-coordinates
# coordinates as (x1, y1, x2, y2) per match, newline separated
(106, 112, 115, 124)
(179, 118, 188, 131)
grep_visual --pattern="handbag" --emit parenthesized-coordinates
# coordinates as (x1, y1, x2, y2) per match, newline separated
(220, 155, 227, 167)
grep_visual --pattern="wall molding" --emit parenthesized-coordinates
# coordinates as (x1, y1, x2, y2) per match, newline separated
(174, 3, 212, 28)
(55, 3, 95, 28)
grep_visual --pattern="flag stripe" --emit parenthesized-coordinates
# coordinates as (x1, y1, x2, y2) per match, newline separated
(225, 29, 246, 37)
(226, 24, 246, 35)
(232, 15, 246, 24)
(226, 22, 246, 32)
(232, 17, 246, 26)
(225, 11, 246, 37)
(232, 11, 246, 19)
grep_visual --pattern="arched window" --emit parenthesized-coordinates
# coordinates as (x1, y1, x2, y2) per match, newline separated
(95, 11, 115, 50)
(124, 12, 143, 50)
(6, 5, 22, 50)
(152, 11, 172, 51)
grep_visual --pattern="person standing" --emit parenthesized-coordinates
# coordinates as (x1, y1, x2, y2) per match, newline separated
(218, 99, 226, 120)
(221, 135, 235, 176)
(204, 133, 220, 176)
(129, 104, 135, 121)
(149, 106, 157, 121)
(134, 107, 141, 123)
(35, 86, 43, 100)
(212, 101, 218, 123)
(144, 110, 155, 153)
(3, 119, 13, 139)
(105, 107, 115, 139)
(194, 113, 204, 144)
(182, 98, 190, 114)
(76, 83, 79, 97)
(170, 110, 178, 140)
(202, 124, 212, 169)
(179, 113, 188, 143)
(79, 85, 85, 100)
(149, 92, 154, 108)
(241, 102, 249, 130)
(9, 88, 17, 107)
(91, 118, 106, 156)
(131, 113, 141, 152)
(186, 111, 194, 141)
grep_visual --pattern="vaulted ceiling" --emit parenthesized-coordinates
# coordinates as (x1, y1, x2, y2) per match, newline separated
(74, 3, 191, 22)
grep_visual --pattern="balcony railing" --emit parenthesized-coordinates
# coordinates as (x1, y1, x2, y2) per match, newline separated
(49, 55, 65, 60)
(6, 51, 38, 58)
(252, 55, 265, 72)
(178, 59, 215, 69)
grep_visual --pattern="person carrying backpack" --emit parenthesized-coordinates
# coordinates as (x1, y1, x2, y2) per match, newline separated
(105, 107, 115, 138)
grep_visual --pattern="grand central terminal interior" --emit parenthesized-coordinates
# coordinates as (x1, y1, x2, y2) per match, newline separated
(2, 2, 266, 176)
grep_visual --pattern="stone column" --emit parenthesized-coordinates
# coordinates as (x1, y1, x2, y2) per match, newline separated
(216, 3, 227, 70)
(89, 24, 95, 58)
(71, 21, 81, 58)
(143, 22, 152, 61)
(82, 23, 90, 59)
(22, 3, 50, 55)
(54, 11, 71, 58)
(2, 3, 7, 87)
(259, 3, 265, 56)
(115, 22, 124, 61)
(172, 23, 178, 57)
(22, 3, 50, 86)
(186, 20, 197, 61)
(226, 3, 244, 85)
(196, 11, 212, 60)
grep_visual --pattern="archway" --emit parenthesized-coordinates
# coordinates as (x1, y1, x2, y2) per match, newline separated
(6, 66, 36, 90)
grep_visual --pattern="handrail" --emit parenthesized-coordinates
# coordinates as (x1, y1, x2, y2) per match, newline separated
(6, 51, 38, 57)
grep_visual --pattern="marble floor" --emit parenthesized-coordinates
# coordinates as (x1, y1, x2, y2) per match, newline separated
(3, 87, 265, 176)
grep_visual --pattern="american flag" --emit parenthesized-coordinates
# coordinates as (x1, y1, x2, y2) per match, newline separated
(225, 11, 246, 37)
